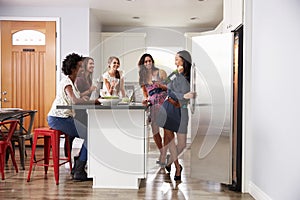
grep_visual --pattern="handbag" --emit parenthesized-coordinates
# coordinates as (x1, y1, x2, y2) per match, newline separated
(156, 98, 181, 132)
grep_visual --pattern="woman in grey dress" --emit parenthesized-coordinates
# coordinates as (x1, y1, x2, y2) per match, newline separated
(157, 50, 195, 181)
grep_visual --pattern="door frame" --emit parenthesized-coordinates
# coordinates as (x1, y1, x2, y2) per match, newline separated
(0, 16, 61, 98)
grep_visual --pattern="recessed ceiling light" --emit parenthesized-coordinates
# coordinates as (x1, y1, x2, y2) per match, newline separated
(126, 0, 135, 2)
(190, 17, 199, 20)
(132, 16, 140, 20)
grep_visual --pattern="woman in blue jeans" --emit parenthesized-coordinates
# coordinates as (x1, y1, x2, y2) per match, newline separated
(47, 53, 100, 181)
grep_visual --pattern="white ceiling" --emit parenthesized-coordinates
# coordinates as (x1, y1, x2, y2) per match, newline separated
(0, 0, 223, 29)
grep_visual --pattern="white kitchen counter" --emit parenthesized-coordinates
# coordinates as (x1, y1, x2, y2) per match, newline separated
(86, 104, 148, 189)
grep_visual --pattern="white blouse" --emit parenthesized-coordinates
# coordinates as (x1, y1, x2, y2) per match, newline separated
(102, 70, 124, 96)
(48, 76, 80, 118)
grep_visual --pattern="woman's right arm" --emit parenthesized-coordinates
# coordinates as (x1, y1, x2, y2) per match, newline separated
(103, 78, 114, 95)
(65, 85, 99, 105)
(141, 85, 149, 105)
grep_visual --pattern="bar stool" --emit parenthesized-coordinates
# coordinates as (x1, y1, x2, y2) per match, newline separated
(27, 127, 72, 185)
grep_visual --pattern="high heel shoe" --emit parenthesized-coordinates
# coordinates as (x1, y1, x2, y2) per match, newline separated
(174, 165, 183, 181)
(157, 155, 167, 167)
(165, 164, 171, 173)
(164, 154, 171, 172)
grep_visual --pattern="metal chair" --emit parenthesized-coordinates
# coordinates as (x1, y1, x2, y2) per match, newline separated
(0, 120, 18, 180)
(4, 110, 37, 170)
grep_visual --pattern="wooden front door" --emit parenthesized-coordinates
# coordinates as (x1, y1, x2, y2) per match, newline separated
(0, 21, 56, 128)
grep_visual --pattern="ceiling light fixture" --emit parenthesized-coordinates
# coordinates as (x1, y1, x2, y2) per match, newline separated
(132, 16, 140, 20)
(190, 17, 199, 20)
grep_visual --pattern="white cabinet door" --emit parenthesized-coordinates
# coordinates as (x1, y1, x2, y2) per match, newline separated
(100, 33, 146, 82)
(190, 33, 233, 184)
(123, 35, 146, 82)
(223, 0, 243, 32)
(101, 35, 123, 70)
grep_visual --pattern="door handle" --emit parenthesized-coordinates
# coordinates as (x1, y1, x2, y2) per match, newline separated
(2, 97, 8, 102)
(2, 91, 7, 95)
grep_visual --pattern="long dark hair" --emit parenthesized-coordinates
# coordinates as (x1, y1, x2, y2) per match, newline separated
(138, 53, 159, 86)
(177, 50, 191, 81)
(107, 56, 120, 79)
(81, 57, 94, 85)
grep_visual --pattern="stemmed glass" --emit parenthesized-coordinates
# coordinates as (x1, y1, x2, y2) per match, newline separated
(111, 78, 119, 96)
(126, 89, 134, 102)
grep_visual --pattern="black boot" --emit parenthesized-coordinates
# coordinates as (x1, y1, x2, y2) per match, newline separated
(73, 159, 92, 181)
(71, 156, 79, 176)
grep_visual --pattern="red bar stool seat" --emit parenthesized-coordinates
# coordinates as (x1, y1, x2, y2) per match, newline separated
(27, 127, 72, 185)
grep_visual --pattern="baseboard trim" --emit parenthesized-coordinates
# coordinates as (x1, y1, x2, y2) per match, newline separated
(249, 181, 272, 200)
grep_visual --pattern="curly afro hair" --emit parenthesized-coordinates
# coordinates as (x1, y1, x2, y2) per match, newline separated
(61, 53, 83, 75)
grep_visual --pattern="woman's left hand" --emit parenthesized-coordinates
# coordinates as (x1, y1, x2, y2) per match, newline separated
(183, 92, 196, 99)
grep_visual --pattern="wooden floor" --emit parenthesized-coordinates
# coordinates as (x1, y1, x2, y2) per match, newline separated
(0, 143, 254, 200)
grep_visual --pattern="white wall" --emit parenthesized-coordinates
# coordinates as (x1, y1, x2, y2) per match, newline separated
(246, 0, 300, 199)
(0, 6, 90, 74)
(89, 10, 102, 80)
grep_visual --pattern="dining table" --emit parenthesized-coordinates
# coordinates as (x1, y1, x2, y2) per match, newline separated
(0, 108, 37, 170)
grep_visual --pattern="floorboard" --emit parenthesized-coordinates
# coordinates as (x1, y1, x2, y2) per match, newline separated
(0, 143, 254, 200)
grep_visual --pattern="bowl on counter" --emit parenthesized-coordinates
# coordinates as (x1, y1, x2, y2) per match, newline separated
(98, 96, 121, 106)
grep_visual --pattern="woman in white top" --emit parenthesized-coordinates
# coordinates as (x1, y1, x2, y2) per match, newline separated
(47, 53, 100, 181)
(102, 56, 125, 97)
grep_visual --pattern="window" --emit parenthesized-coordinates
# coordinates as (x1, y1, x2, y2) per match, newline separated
(12, 30, 45, 45)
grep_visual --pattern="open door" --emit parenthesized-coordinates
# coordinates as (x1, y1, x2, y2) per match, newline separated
(190, 33, 234, 184)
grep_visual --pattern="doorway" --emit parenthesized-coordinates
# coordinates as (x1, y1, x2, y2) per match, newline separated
(0, 20, 57, 128)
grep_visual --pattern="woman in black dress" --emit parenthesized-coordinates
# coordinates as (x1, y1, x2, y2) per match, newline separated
(157, 50, 195, 181)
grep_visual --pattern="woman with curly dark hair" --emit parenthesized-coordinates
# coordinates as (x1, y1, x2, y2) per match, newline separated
(47, 53, 100, 181)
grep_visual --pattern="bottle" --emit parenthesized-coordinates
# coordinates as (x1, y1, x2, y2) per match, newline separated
(163, 69, 179, 84)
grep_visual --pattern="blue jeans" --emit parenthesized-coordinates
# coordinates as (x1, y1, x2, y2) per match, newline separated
(47, 116, 87, 161)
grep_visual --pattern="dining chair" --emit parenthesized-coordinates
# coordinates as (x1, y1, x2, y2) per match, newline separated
(4, 110, 37, 170)
(0, 120, 19, 180)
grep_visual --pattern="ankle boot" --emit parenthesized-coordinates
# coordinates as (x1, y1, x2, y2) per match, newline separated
(73, 159, 92, 181)
(71, 156, 79, 176)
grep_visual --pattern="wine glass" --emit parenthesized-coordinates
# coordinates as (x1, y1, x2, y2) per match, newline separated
(111, 78, 119, 96)
(110, 77, 119, 86)
(100, 89, 107, 97)
(126, 89, 134, 102)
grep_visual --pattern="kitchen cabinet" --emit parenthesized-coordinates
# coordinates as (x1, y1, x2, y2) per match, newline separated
(223, 0, 243, 32)
(100, 32, 146, 82)
(86, 104, 148, 189)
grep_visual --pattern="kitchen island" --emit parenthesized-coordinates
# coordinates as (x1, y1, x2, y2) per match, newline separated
(57, 104, 148, 189)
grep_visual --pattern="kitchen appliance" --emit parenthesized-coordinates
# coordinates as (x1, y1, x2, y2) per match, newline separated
(189, 32, 238, 186)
